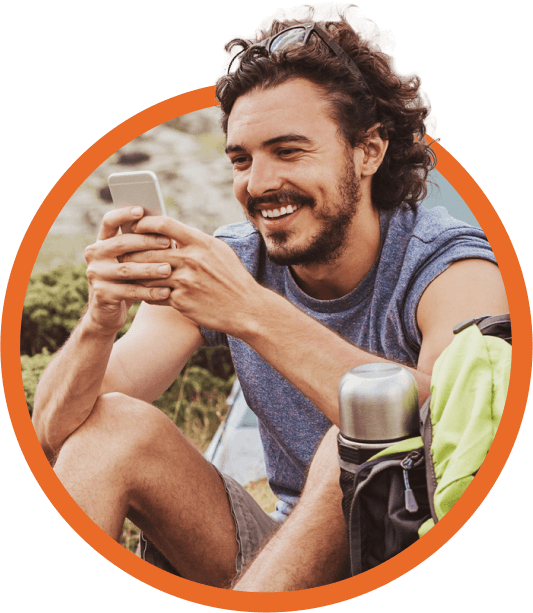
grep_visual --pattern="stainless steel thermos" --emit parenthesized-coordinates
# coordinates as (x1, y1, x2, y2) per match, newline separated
(337, 363, 419, 471)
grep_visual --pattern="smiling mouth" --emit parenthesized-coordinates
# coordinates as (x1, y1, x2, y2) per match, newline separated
(259, 204, 301, 219)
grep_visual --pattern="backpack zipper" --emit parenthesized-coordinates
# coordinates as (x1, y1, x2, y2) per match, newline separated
(401, 450, 423, 513)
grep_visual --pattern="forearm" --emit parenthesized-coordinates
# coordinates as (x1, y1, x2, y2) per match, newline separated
(239, 288, 431, 426)
(32, 314, 117, 459)
(118, 217, 432, 422)
(234, 426, 349, 591)
(33, 208, 178, 458)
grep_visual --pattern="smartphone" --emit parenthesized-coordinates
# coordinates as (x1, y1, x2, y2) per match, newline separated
(108, 170, 167, 233)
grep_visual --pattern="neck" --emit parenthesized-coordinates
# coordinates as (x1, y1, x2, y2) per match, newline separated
(290, 204, 382, 300)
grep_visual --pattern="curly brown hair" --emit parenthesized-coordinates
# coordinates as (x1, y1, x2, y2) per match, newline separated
(215, 11, 436, 211)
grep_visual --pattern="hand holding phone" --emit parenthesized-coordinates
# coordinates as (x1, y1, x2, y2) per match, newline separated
(108, 170, 167, 234)
(81, 171, 173, 334)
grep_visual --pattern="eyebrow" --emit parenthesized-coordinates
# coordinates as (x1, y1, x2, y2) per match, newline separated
(224, 133, 313, 155)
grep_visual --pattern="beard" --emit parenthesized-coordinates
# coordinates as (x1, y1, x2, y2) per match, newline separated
(246, 153, 361, 267)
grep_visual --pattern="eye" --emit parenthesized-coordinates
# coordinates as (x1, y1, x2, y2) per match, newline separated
(230, 155, 250, 168)
(278, 148, 301, 158)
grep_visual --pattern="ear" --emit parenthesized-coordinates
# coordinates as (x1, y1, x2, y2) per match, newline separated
(356, 124, 389, 177)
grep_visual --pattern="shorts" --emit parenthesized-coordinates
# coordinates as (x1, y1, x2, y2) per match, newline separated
(139, 467, 281, 583)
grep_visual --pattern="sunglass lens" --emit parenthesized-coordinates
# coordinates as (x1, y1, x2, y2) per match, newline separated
(269, 28, 307, 52)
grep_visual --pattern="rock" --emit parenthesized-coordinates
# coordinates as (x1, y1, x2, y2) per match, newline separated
(47, 108, 245, 241)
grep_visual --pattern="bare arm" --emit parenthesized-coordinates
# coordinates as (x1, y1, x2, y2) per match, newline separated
(100, 302, 203, 401)
(33, 315, 117, 460)
(243, 259, 508, 423)
(32, 207, 202, 460)
(124, 216, 509, 426)
(242, 291, 432, 422)
(416, 258, 509, 373)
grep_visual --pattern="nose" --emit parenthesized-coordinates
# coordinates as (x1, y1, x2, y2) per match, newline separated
(246, 156, 283, 199)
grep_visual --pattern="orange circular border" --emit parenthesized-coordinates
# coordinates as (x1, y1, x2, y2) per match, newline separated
(2, 86, 532, 611)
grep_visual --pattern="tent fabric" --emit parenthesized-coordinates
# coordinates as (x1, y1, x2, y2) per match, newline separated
(204, 379, 267, 486)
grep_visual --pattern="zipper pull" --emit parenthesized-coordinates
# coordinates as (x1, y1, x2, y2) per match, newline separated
(401, 454, 419, 513)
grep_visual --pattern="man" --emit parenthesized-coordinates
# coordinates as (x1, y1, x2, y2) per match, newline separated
(32, 15, 508, 591)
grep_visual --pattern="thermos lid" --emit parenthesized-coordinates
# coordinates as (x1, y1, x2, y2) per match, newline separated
(338, 363, 419, 442)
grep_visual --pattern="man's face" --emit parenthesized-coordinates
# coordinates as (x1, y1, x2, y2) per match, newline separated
(226, 79, 361, 267)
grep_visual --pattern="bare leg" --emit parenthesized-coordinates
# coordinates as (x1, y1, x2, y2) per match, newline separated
(53, 392, 238, 588)
(233, 425, 349, 591)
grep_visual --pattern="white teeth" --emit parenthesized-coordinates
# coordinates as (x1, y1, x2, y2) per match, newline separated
(260, 204, 300, 219)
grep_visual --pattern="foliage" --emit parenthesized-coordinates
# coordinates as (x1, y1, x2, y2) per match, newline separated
(21, 263, 234, 378)
(186, 346, 235, 380)
(21, 265, 89, 356)
(154, 366, 234, 452)
(21, 264, 142, 357)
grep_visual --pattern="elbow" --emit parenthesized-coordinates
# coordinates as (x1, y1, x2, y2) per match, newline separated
(31, 399, 57, 463)
(31, 392, 47, 446)
(32, 388, 70, 463)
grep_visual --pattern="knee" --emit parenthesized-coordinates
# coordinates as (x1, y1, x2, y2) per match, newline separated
(59, 392, 177, 466)
(95, 392, 171, 442)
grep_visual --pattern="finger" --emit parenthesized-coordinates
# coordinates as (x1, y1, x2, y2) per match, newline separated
(89, 262, 172, 283)
(121, 248, 178, 266)
(143, 297, 173, 307)
(131, 216, 209, 247)
(130, 285, 172, 303)
(132, 285, 172, 302)
(136, 278, 172, 288)
(98, 206, 145, 241)
(92, 280, 171, 303)
(86, 233, 172, 262)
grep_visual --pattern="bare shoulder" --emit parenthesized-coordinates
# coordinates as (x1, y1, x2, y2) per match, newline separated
(416, 259, 509, 374)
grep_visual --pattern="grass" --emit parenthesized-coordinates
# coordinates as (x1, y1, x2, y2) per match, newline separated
(244, 478, 277, 514)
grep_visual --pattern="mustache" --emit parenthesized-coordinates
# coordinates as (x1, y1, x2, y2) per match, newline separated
(246, 189, 315, 216)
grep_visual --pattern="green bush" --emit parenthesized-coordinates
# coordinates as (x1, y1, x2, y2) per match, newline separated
(21, 265, 141, 357)
(21, 264, 234, 380)
(21, 265, 89, 356)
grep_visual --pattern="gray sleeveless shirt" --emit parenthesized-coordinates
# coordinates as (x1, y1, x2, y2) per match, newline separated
(201, 205, 497, 518)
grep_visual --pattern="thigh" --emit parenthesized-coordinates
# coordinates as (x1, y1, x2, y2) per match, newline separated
(59, 392, 241, 587)
(140, 468, 280, 586)
(116, 401, 238, 587)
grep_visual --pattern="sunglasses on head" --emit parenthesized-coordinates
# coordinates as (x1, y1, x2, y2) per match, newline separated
(227, 22, 372, 95)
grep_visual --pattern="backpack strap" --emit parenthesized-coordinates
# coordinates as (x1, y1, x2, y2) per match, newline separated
(421, 314, 512, 525)
(453, 313, 511, 345)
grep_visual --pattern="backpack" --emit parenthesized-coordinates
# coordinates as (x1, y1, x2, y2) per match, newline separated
(339, 314, 512, 576)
